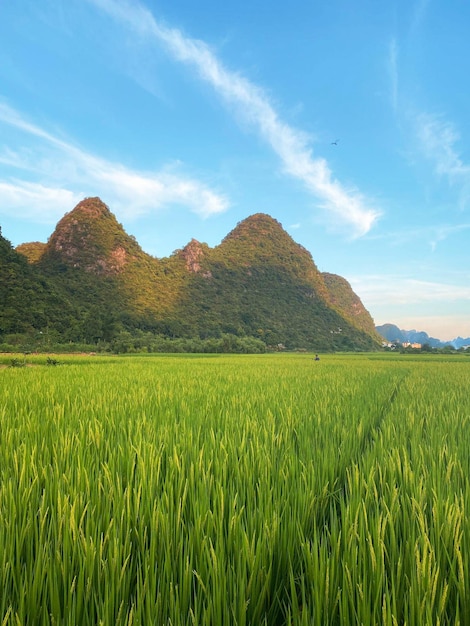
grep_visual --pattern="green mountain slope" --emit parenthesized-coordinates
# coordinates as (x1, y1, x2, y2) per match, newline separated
(322, 272, 383, 340)
(40, 197, 193, 322)
(6, 198, 381, 351)
(0, 228, 73, 341)
(177, 214, 378, 349)
(15, 241, 47, 263)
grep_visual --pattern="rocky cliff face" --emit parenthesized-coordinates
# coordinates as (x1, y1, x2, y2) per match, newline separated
(44, 197, 145, 274)
(179, 239, 206, 273)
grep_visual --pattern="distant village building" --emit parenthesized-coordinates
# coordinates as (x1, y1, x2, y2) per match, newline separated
(382, 341, 422, 350)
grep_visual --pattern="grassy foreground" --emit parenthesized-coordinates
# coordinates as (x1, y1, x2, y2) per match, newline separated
(1, 353, 470, 625)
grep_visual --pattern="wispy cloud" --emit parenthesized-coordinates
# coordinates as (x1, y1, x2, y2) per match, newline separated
(428, 222, 470, 251)
(0, 181, 82, 221)
(415, 113, 470, 177)
(0, 101, 229, 222)
(414, 112, 470, 209)
(349, 274, 470, 306)
(367, 220, 470, 250)
(411, 0, 431, 32)
(388, 38, 398, 112)
(86, 0, 381, 237)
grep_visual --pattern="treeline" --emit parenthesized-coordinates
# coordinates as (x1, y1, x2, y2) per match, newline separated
(111, 331, 266, 354)
(0, 331, 267, 355)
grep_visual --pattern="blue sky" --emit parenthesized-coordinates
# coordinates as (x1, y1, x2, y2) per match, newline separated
(1, 0, 470, 341)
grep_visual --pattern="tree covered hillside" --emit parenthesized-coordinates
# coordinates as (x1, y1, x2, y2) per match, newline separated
(1, 198, 381, 352)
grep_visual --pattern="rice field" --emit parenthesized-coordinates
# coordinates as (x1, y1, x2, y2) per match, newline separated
(1, 352, 470, 625)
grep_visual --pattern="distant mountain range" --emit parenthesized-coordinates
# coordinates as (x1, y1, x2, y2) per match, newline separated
(1, 197, 382, 351)
(376, 323, 470, 349)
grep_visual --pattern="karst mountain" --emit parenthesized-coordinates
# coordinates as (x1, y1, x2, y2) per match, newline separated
(1, 197, 381, 351)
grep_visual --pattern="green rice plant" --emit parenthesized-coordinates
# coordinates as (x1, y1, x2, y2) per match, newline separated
(0, 354, 469, 625)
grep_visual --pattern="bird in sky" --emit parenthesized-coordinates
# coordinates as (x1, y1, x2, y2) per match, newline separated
(331, 139, 339, 145)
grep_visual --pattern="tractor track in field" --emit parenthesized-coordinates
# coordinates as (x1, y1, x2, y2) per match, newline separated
(316, 372, 410, 532)
(278, 372, 411, 625)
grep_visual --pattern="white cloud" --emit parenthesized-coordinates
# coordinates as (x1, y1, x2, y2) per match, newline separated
(349, 274, 470, 306)
(0, 102, 61, 145)
(414, 112, 470, 209)
(86, 0, 381, 237)
(0, 181, 82, 221)
(0, 102, 229, 221)
(416, 114, 468, 177)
